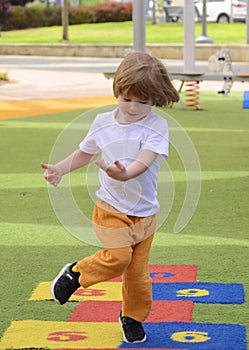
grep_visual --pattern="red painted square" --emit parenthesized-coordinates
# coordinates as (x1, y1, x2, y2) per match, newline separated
(67, 300, 122, 322)
(108, 265, 197, 283)
(148, 300, 193, 322)
(56, 348, 188, 350)
(68, 300, 193, 323)
(149, 264, 197, 283)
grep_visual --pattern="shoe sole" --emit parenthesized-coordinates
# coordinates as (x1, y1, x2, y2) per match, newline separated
(118, 317, 147, 344)
(50, 263, 72, 305)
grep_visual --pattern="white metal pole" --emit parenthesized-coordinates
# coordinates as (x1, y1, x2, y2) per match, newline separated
(184, 0, 195, 72)
(195, 0, 213, 43)
(133, 0, 146, 52)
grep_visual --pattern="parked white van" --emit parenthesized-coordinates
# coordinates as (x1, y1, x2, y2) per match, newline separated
(195, 0, 247, 23)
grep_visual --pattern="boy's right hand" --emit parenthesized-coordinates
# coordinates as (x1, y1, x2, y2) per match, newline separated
(41, 163, 62, 187)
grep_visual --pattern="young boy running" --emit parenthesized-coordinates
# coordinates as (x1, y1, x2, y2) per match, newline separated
(41, 52, 179, 344)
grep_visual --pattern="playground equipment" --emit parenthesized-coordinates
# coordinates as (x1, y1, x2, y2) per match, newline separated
(129, 0, 248, 110)
(208, 48, 234, 95)
(170, 48, 249, 109)
(104, 64, 249, 110)
(179, 48, 237, 110)
(184, 81, 201, 110)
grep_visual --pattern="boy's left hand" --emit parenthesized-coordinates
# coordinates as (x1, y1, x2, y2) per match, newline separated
(96, 159, 128, 181)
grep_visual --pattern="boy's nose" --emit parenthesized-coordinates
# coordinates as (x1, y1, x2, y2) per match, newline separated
(129, 102, 139, 111)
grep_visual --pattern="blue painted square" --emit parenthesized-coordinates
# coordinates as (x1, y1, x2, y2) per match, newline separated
(243, 101, 249, 108)
(243, 91, 249, 108)
(119, 322, 247, 349)
(244, 91, 249, 100)
(152, 282, 244, 304)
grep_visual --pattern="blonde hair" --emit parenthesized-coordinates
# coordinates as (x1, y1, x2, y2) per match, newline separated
(113, 52, 179, 107)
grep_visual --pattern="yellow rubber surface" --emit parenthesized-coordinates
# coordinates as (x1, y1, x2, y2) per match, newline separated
(0, 96, 116, 120)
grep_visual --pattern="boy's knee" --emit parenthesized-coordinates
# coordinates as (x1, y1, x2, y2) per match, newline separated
(108, 247, 132, 268)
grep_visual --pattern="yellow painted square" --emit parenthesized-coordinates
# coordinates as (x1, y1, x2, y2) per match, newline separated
(0, 320, 122, 349)
(29, 281, 122, 301)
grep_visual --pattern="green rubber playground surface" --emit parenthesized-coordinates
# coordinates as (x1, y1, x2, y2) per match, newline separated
(0, 91, 249, 348)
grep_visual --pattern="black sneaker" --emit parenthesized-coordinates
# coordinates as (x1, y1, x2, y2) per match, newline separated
(119, 312, 146, 343)
(50, 262, 80, 305)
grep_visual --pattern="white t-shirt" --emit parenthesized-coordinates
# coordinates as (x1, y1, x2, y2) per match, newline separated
(79, 107, 169, 217)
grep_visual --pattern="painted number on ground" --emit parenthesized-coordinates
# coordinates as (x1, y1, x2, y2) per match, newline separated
(177, 288, 209, 297)
(171, 331, 211, 343)
(47, 331, 88, 342)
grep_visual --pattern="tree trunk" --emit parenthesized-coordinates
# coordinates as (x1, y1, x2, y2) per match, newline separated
(62, 0, 69, 41)
(152, 0, 156, 24)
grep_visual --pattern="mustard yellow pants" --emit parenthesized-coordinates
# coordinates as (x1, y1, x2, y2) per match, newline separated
(76, 199, 157, 322)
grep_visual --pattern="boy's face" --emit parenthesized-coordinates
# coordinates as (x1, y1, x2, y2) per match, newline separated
(117, 95, 152, 124)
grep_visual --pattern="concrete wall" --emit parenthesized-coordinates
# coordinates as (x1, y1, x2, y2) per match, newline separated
(0, 43, 248, 62)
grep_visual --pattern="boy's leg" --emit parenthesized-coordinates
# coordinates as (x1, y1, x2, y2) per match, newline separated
(51, 199, 135, 305)
(50, 246, 132, 305)
(76, 246, 132, 288)
(122, 233, 155, 323)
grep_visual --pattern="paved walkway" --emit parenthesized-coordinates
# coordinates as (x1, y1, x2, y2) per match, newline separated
(0, 67, 116, 119)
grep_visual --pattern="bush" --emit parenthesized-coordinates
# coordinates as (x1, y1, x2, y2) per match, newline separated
(93, 2, 132, 23)
(69, 4, 94, 25)
(2, 1, 132, 30)
(42, 6, 61, 26)
(6, 5, 25, 29)
(6, 5, 61, 29)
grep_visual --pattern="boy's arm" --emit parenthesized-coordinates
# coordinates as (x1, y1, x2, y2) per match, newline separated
(41, 149, 96, 187)
(96, 149, 157, 181)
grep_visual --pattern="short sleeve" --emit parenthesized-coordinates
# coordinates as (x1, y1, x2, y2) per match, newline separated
(142, 117, 169, 160)
(79, 116, 101, 155)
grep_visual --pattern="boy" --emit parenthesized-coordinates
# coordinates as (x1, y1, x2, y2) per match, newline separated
(41, 52, 179, 343)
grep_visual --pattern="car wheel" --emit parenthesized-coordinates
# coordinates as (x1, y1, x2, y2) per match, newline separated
(217, 14, 230, 23)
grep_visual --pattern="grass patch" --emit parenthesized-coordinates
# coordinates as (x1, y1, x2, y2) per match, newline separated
(0, 93, 249, 344)
(0, 71, 8, 81)
(0, 21, 247, 44)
